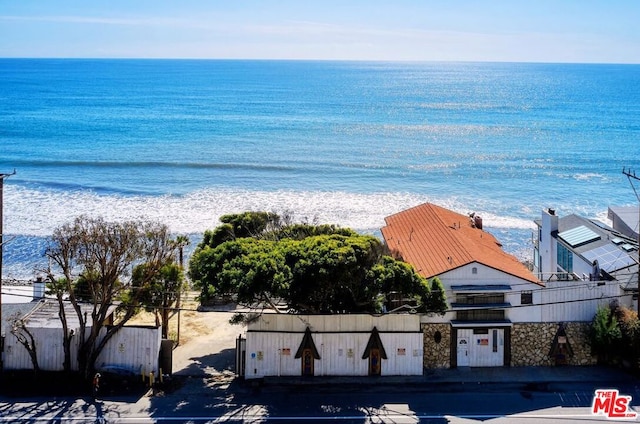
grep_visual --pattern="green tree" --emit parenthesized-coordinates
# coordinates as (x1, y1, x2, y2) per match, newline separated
(285, 234, 381, 313)
(43, 216, 181, 378)
(614, 305, 640, 368)
(135, 262, 185, 339)
(426, 277, 447, 314)
(367, 257, 447, 314)
(198, 212, 280, 249)
(189, 213, 446, 315)
(175, 235, 190, 269)
(589, 305, 622, 364)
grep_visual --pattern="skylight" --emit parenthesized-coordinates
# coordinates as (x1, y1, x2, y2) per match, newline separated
(558, 225, 600, 248)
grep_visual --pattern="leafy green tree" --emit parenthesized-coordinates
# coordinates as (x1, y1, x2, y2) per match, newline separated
(285, 234, 381, 313)
(264, 223, 357, 241)
(189, 213, 446, 315)
(198, 212, 280, 249)
(43, 216, 181, 378)
(201, 224, 234, 249)
(614, 305, 640, 368)
(367, 257, 447, 314)
(175, 235, 190, 269)
(589, 305, 622, 363)
(220, 211, 280, 239)
(426, 277, 447, 314)
(135, 262, 185, 339)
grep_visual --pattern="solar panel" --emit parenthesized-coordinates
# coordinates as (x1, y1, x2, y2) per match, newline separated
(558, 225, 600, 247)
(583, 243, 636, 272)
(591, 220, 614, 231)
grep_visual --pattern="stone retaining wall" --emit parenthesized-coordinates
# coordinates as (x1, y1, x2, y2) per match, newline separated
(421, 323, 451, 369)
(511, 322, 595, 366)
(422, 322, 595, 369)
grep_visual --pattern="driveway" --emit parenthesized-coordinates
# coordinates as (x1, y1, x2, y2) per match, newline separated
(170, 304, 245, 380)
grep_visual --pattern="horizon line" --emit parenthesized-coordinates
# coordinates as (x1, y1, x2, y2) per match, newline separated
(1, 57, 639, 66)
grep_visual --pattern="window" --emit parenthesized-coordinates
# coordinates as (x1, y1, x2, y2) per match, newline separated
(557, 243, 573, 273)
(456, 293, 504, 305)
(521, 291, 533, 305)
(457, 309, 505, 321)
(472, 267, 478, 275)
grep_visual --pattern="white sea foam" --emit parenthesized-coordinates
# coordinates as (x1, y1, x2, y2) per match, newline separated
(4, 186, 536, 237)
(573, 172, 606, 181)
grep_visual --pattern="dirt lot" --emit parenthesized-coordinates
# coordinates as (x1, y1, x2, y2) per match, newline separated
(128, 292, 245, 378)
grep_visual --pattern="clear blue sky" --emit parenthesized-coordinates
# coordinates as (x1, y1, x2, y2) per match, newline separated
(1, 0, 638, 63)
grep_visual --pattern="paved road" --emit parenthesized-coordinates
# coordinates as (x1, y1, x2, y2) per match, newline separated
(1, 376, 638, 423)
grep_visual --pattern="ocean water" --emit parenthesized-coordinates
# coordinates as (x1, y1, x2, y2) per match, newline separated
(1, 59, 639, 280)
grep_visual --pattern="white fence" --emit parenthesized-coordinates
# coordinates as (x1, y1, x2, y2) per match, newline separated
(244, 313, 423, 379)
(3, 325, 161, 375)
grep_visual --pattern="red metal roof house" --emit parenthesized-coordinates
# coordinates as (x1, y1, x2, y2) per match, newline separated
(382, 203, 547, 368)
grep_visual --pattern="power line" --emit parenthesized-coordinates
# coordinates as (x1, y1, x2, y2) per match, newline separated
(2, 285, 633, 316)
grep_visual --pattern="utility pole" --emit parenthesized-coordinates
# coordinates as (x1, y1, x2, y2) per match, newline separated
(1, 169, 16, 370)
(623, 167, 640, 314)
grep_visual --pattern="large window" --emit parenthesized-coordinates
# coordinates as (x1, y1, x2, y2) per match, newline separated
(457, 309, 505, 321)
(557, 243, 573, 273)
(455, 293, 506, 321)
(456, 293, 504, 305)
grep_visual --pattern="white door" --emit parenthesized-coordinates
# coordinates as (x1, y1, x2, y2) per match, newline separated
(470, 329, 504, 367)
(457, 330, 471, 367)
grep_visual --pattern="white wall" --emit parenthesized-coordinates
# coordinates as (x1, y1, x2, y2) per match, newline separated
(3, 327, 76, 371)
(541, 280, 631, 322)
(421, 263, 544, 324)
(418, 261, 631, 325)
(3, 325, 161, 374)
(249, 313, 419, 333)
(571, 253, 596, 280)
(540, 209, 559, 275)
(95, 326, 161, 376)
(245, 314, 423, 379)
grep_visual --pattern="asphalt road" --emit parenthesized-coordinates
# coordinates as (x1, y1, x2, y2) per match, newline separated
(1, 378, 638, 423)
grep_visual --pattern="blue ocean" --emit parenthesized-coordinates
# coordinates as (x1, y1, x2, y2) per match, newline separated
(1, 59, 639, 280)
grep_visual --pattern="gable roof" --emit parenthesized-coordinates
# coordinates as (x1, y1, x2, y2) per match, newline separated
(20, 299, 118, 329)
(294, 327, 321, 360)
(381, 203, 540, 285)
(361, 326, 388, 360)
(1, 302, 40, 335)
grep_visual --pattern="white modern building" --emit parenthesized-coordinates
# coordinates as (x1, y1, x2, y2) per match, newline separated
(533, 207, 637, 313)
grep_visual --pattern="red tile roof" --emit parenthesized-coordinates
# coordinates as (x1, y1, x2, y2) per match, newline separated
(381, 203, 540, 285)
